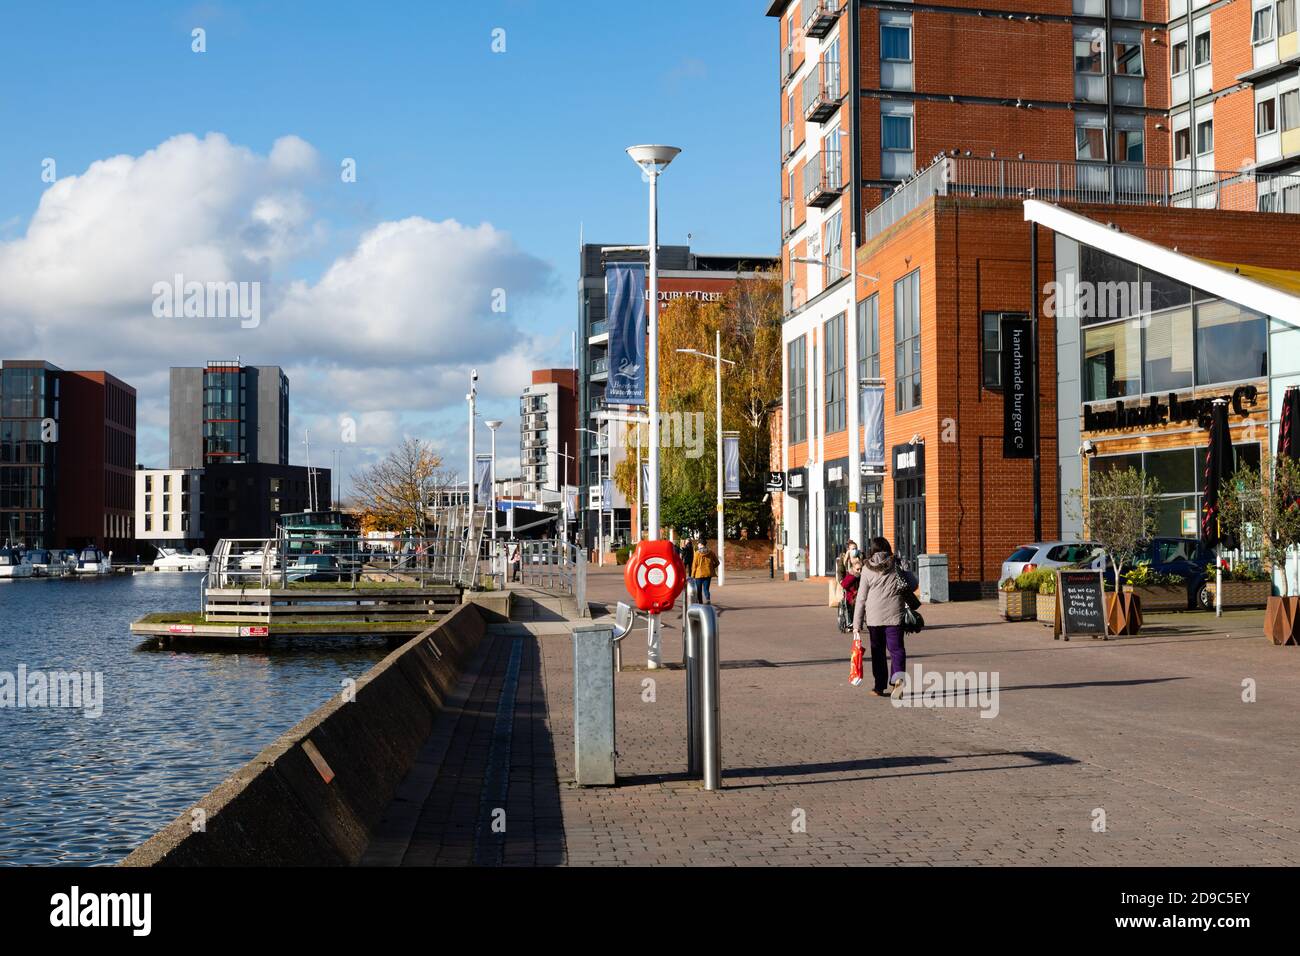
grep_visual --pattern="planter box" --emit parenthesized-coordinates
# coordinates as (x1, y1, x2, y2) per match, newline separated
(1106, 592, 1143, 636)
(1036, 592, 1057, 628)
(999, 589, 1036, 621)
(1208, 580, 1271, 609)
(1264, 596, 1300, 646)
(1123, 583, 1188, 611)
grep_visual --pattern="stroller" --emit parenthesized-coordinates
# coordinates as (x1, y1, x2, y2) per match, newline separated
(837, 570, 860, 633)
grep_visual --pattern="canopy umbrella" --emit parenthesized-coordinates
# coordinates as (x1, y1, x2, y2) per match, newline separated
(1201, 398, 1237, 551)
(1279, 385, 1300, 461)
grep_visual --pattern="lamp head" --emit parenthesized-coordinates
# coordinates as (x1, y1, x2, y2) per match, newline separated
(485, 420, 503, 430)
(626, 144, 681, 172)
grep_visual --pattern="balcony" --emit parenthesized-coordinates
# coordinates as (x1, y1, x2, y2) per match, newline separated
(782, 45, 794, 82)
(804, 150, 844, 208)
(863, 155, 1300, 240)
(802, 60, 842, 124)
(590, 356, 609, 380)
(782, 122, 794, 159)
(802, 0, 842, 39)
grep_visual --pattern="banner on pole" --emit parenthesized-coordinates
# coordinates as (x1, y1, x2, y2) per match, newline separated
(723, 431, 741, 498)
(604, 263, 647, 405)
(564, 485, 578, 521)
(1001, 316, 1035, 459)
(641, 463, 650, 501)
(861, 385, 886, 473)
(474, 454, 492, 503)
(601, 478, 613, 513)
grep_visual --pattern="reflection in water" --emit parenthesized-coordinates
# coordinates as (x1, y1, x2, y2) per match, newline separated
(0, 574, 388, 865)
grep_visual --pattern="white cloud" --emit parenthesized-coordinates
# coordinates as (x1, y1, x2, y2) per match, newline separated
(0, 132, 562, 481)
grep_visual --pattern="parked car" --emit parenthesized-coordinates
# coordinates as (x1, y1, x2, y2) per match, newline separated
(1000, 541, 1103, 584)
(1101, 536, 1218, 609)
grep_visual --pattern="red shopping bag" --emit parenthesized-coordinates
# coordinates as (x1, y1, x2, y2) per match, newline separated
(849, 635, 864, 686)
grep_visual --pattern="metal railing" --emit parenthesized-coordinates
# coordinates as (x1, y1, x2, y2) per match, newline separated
(864, 155, 1300, 241)
(515, 538, 586, 609)
(801, 59, 842, 122)
(804, 149, 844, 206)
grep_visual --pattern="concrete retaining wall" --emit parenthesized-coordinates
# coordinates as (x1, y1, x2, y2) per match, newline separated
(120, 603, 487, 866)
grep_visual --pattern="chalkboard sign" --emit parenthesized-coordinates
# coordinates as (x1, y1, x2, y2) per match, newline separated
(1056, 570, 1107, 641)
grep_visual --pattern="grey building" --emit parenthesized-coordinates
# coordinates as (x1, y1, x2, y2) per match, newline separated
(169, 360, 289, 468)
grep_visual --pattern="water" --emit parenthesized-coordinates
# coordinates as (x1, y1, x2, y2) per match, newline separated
(0, 573, 389, 866)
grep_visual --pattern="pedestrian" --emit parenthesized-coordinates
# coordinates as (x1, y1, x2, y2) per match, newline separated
(509, 540, 521, 582)
(851, 537, 919, 699)
(678, 538, 693, 571)
(691, 539, 719, 605)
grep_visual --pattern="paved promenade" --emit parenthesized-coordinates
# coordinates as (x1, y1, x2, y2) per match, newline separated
(364, 568, 1300, 866)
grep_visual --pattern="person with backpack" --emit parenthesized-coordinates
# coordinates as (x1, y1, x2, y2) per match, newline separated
(851, 537, 920, 699)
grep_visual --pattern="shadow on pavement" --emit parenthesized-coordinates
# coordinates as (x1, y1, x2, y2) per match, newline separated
(720, 750, 1079, 790)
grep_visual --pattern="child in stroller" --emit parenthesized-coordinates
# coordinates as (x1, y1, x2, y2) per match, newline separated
(837, 545, 863, 633)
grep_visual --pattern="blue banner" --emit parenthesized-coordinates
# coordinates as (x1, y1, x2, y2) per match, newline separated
(605, 263, 647, 405)
(601, 478, 613, 513)
(723, 432, 740, 498)
(862, 385, 885, 472)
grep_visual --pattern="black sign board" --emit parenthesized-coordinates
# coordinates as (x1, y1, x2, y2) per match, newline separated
(1001, 316, 1034, 459)
(892, 442, 924, 478)
(1056, 569, 1107, 641)
(786, 467, 807, 496)
(766, 471, 786, 492)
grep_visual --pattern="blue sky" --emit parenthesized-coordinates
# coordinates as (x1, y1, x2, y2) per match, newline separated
(0, 1, 776, 486)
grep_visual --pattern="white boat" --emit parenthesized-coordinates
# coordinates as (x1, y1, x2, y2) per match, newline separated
(0, 548, 34, 578)
(152, 547, 208, 572)
(20, 548, 65, 577)
(71, 546, 112, 575)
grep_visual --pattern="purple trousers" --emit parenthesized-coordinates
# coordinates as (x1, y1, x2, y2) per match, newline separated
(867, 625, 906, 691)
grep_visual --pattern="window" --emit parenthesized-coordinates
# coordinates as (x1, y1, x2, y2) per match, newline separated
(1116, 126, 1144, 162)
(788, 336, 807, 444)
(882, 113, 912, 151)
(894, 270, 922, 412)
(1142, 305, 1194, 392)
(1083, 320, 1142, 400)
(881, 23, 911, 61)
(1196, 119, 1213, 155)
(823, 210, 843, 283)
(1076, 120, 1107, 161)
(1282, 90, 1300, 131)
(1259, 98, 1278, 134)
(1194, 31, 1211, 67)
(1281, 0, 1298, 34)
(1113, 33, 1143, 75)
(1075, 29, 1104, 74)
(1175, 126, 1191, 160)
(824, 314, 846, 433)
(1172, 40, 1188, 75)
(981, 312, 1027, 389)
(1195, 299, 1269, 384)
(857, 294, 880, 382)
(1253, 7, 1275, 44)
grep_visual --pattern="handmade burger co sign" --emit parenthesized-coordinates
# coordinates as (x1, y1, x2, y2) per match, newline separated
(1083, 385, 1260, 432)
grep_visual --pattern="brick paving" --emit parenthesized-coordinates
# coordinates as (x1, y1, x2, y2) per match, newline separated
(367, 568, 1300, 866)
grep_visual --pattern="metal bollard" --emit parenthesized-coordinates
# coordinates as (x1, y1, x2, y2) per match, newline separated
(683, 581, 701, 776)
(685, 602, 721, 791)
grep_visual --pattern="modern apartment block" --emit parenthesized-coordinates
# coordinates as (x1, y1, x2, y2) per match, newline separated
(577, 243, 777, 550)
(0, 360, 136, 554)
(169, 359, 289, 468)
(135, 468, 203, 549)
(768, 0, 1300, 583)
(519, 369, 578, 506)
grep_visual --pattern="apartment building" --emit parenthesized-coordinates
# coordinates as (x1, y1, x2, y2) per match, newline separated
(519, 369, 578, 506)
(135, 467, 203, 549)
(169, 360, 289, 468)
(577, 243, 776, 551)
(0, 360, 136, 553)
(769, 0, 1300, 581)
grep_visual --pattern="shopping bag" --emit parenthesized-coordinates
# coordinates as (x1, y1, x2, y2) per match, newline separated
(849, 635, 864, 686)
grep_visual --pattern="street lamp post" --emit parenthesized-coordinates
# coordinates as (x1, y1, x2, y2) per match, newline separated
(791, 234, 877, 547)
(466, 369, 478, 540)
(677, 332, 736, 587)
(627, 144, 680, 670)
(486, 419, 502, 584)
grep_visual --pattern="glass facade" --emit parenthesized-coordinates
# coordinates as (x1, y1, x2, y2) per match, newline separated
(203, 366, 247, 463)
(1069, 239, 1271, 402)
(0, 365, 58, 547)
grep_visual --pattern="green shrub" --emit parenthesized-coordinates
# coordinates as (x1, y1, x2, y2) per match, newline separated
(1224, 563, 1269, 582)
(1123, 564, 1184, 587)
(615, 546, 631, 565)
(1037, 573, 1057, 596)
(999, 576, 1018, 593)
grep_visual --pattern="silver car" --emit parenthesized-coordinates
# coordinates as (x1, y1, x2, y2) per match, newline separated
(1000, 541, 1103, 584)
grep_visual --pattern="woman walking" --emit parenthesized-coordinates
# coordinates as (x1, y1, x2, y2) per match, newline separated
(690, 540, 720, 605)
(851, 537, 919, 699)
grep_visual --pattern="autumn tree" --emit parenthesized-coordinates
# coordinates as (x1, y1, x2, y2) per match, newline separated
(350, 438, 453, 536)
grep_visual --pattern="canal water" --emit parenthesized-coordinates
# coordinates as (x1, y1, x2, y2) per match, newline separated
(0, 573, 389, 866)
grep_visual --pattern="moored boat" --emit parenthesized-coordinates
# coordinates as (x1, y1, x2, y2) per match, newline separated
(0, 547, 34, 578)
